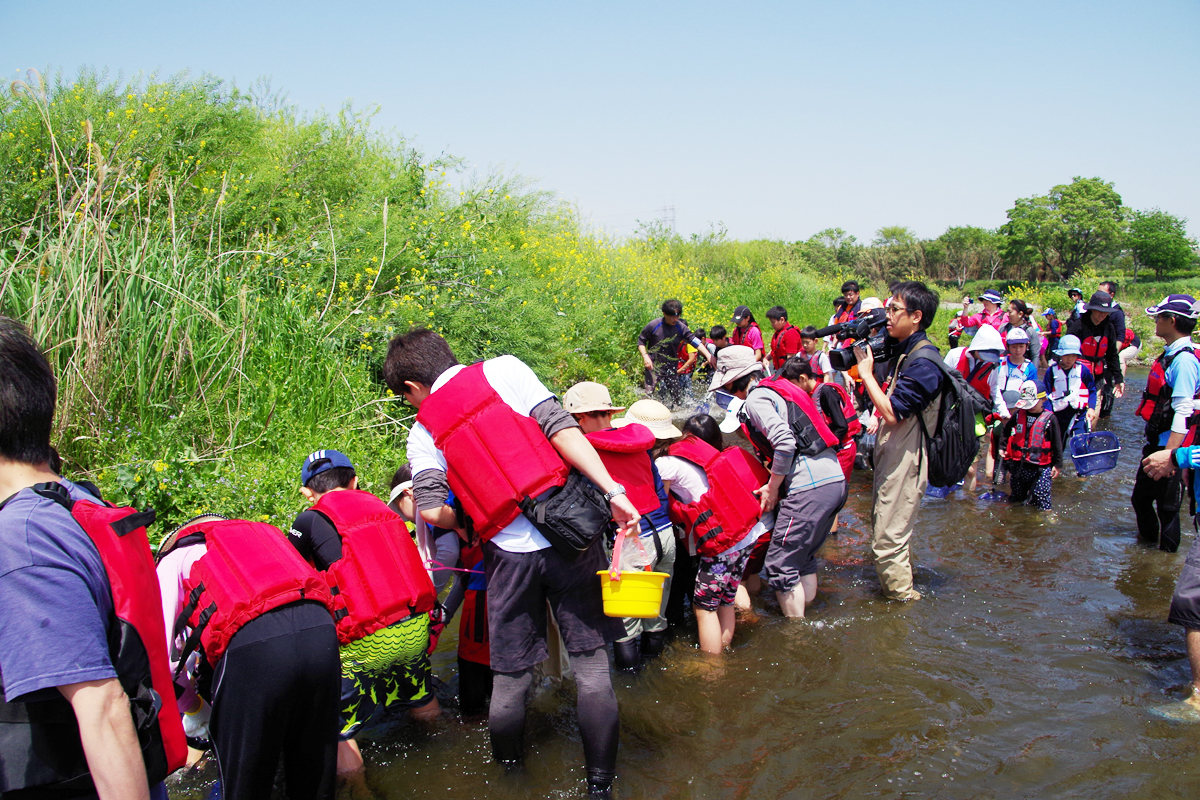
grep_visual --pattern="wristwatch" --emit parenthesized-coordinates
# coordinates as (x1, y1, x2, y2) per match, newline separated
(603, 485, 626, 502)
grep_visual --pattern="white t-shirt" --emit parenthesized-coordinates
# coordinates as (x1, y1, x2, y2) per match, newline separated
(655, 454, 771, 554)
(407, 355, 556, 553)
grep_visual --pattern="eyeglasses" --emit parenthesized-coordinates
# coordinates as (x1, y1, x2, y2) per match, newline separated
(885, 304, 909, 316)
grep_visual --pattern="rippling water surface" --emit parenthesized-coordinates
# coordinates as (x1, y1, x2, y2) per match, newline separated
(176, 367, 1200, 799)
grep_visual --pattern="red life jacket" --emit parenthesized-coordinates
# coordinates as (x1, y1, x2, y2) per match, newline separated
(1120, 327, 1136, 349)
(0, 485, 187, 794)
(666, 436, 771, 556)
(585, 424, 661, 516)
(1004, 410, 1055, 466)
(457, 541, 489, 665)
(676, 340, 695, 375)
(1080, 332, 1109, 377)
(312, 490, 438, 645)
(731, 322, 762, 349)
(770, 324, 799, 369)
(807, 352, 826, 382)
(1136, 345, 1200, 440)
(740, 376, 841, 464)
(956, 349, 996, 404)
(171, 519, 335, 668)
(416, 362, 569, 541)
(815, 381, 862, 442)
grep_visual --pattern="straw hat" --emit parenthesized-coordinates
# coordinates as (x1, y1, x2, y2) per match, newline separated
(612, 399, 682, 439)
(563, 381, 625, 414)
(708, 345, 763, 391)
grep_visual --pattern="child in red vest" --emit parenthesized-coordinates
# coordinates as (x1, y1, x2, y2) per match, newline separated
(157, 515, 341, 800)
(657, 414, 772, 654)
(766, 306, 803, 371)
(291, 450, 440, 781)
(565, 383, 678, 672)
(997, 381, 1063, 510)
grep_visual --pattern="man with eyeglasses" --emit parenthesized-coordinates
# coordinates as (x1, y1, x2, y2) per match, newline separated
(853, 282, 944, 601)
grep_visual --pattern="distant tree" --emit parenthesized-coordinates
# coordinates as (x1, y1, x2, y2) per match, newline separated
(1128, 209, 1196, 281)
(999, 177, 1126, 281)
(872, 225, 917, 248)
(799, 227, 859, 271)
(938, 226, 1004, 287)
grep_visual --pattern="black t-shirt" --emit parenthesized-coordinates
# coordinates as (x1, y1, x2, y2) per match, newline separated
(638, 317, 696, 371)
(289, 509, 343, 570)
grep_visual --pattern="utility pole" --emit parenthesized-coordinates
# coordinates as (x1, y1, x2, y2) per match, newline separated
(659, 205, 676, 233)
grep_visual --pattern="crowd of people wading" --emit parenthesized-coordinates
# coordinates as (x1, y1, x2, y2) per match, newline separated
(3, 276, 1200, 800)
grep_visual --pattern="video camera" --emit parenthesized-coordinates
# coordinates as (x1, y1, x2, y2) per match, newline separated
(811, 307, 893, 371)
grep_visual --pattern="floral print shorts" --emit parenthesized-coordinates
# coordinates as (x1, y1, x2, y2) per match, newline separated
(693, 546, 753, 611)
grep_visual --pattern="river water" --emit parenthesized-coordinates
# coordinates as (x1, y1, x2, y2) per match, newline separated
(176, 367, 1200, 799)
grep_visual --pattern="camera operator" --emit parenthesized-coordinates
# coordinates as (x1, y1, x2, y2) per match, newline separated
(853, 282, 943, 602)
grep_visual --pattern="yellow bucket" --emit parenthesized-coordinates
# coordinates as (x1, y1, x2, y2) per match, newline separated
(597, 571, 670, 618)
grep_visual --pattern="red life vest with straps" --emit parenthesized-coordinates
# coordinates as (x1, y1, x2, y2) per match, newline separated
(0, 485, 187, 794)
(956, 349, 997, 403)
(740, 376, 841, 464)
(808, 352, 826, 381)
(585, 424, 661, 516)
(731, 322, 761, 348)
(1080, 332, 1109, 377)
(815, 381, 861, 442)
(1136, 345, 1200, 441)
(416, 362, 570, 541)
(666, 436, 771, 557)
(1004, 410, 1055, 466)
(312, 490, 437, 646)
(169, 519, 335, 669)
(457, 541, 489, 665)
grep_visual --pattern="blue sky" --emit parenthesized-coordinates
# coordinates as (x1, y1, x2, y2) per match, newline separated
(3, 0, 1196, 242)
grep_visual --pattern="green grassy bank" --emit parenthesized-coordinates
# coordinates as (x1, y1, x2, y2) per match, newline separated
(0, 70, 1173, 538)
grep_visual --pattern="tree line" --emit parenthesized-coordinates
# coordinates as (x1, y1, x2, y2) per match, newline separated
(790, 177, 1197, 286)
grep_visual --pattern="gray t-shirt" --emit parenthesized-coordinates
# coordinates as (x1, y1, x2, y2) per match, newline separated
(743, 385, 845, 494)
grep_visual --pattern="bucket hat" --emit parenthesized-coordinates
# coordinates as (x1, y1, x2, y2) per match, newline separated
(1145, 294, 1200, 319)
(980, 290, 1005, 305)
(1054, 334, 1083, 357)
(612, 399, 682, 439)
(1083, 291, 1115, 314)
(967, 324, 1004, 363)
(563, 381, 626, 414)
(708, 345, 764, 391)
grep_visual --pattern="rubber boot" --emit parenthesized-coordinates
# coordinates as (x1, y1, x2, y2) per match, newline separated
(640, 629, 667, 659)
(587, 772, 615, 799)
(612, 637, 642, 673)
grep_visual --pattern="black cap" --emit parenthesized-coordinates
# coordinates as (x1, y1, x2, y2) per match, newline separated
(731, 305, 752, 322)
(1083, 291, 1115, 314)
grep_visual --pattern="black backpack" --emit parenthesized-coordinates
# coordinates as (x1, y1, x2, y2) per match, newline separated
(902, 342, 992, 488)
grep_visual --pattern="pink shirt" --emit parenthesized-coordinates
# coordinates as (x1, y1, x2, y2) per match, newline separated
(157, 544, 207, 713)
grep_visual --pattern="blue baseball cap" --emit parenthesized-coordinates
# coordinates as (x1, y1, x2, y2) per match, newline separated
(301, 449, 355, 485)
(1054, 334, 1083, 356)
(1041, 308, 1056, 316)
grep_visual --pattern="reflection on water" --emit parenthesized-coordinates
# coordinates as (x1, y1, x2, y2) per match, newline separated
(175, 368, 1200, 799)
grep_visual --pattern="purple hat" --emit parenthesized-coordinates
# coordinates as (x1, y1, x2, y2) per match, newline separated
(301, 449, 355, 485)
(1145, 294, 1200, 320)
